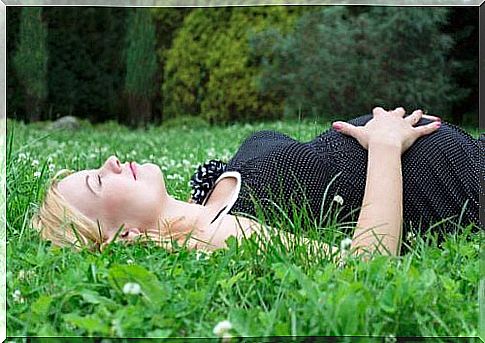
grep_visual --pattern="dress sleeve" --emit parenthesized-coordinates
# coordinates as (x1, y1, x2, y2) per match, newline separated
(189, 159, 227, 204)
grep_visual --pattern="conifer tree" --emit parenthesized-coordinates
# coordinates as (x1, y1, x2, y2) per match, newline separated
(124, 8, 157, 128)
(13, 7, 48, 122)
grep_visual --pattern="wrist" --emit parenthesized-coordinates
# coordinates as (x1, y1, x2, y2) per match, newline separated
(367, 138, 403, 153)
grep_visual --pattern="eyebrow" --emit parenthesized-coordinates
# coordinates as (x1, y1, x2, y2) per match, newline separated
(85, 175, 97, 196)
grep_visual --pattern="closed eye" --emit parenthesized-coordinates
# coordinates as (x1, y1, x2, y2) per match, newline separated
(85, 175, 97, 195)
(97, 174, 102, 186)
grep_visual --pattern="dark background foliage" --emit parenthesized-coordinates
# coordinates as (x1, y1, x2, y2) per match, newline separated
(6, 6, 479, 127)
(251, 7, 472, 122)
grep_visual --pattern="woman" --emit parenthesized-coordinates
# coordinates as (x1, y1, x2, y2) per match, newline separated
(31, 107, 481, 256)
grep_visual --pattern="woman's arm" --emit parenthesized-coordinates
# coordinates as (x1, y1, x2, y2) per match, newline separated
(206, 212, 339, 257)
(333, 107, 441, 256)
(352, 142, 403, 255)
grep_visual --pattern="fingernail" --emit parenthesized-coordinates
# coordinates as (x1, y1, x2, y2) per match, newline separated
(435, 122, 441, 128)
(333, 123, 343, 130)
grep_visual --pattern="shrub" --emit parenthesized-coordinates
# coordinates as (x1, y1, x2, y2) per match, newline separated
(163, 7, 304, 124)
(252, 7, 465, 121)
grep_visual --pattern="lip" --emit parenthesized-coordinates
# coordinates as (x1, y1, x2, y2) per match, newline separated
(129, 162, 137, 180)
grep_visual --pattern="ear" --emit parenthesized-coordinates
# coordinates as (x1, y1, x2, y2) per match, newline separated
(119, 227, 141, 241)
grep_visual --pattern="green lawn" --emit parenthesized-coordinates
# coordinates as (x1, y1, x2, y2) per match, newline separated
(6, 118, 481, 338)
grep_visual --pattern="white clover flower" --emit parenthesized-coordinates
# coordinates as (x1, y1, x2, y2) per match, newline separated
(384, 334, 397, 343)
(206, 148, 216, 157)
(126, 259, 134, 265)
(18, 270, 35, 280)
(213, 320, 233, 337)
(195, 250, 211, 261)
(34, 171, 42, 178)
(340, 238, 352, 251)
(338, 237, 352, 268)
(31, 160, 40, 167)
(406, 231, 416, 243)
(18, 153, 27, 160)
(333, 194, 344, 206)
(122, 282, 141, 295)
(12, 289, 24, 303)
(48, 164, 56, 172)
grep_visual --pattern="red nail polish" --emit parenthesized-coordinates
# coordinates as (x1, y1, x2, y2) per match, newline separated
(333, 123, 343, 130)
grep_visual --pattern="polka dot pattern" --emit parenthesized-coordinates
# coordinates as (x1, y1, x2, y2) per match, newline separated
(222, 114, 482, 241)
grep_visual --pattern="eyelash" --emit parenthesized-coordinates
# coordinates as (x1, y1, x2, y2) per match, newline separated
(97, 174, 102, 186)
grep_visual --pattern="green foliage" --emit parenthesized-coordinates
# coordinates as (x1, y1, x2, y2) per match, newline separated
(163, 7, 304, 124)
(253, 7, 465, 121)
(13, 7, 48, 121)
(151, 8, 192, 123)
(43, 8, 127, 122)
(151, 7, 191, 63)
(7, 119, 480, 337)
(124, 9, 158, 128)
(444, 8, 478, 125)
(6, 7, 478, 126)
(7, 7, 24, 120)
(124, 9, 157, 97)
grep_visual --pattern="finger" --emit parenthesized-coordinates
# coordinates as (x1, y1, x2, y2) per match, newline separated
(405, 109, 423, 125)
(391, 107, 406, 117)
(413, 120, 441, 137)
(422, 114, 441, 122)
(372, 107, 387, 116)
(333, 121, 365, 140)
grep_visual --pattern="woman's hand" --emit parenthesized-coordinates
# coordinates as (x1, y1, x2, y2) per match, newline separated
(332, 107, 441, 153)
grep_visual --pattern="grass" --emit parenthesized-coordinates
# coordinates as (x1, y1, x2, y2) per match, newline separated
(6, 118, 482, 338)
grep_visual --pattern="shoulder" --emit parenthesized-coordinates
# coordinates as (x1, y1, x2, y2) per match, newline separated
(205, 213, 258, 249)
(203, 171, 242, 224)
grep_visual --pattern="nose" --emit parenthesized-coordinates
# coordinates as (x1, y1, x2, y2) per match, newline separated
(101, 155, 122, 174)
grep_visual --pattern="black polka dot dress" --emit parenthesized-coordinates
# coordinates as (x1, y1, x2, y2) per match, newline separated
(190, 114, 482, 241)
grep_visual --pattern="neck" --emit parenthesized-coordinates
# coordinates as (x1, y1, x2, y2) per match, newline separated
(158, 194, 211, 233)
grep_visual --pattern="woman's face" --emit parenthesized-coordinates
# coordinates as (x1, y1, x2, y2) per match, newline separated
(57, 155, 166, 239)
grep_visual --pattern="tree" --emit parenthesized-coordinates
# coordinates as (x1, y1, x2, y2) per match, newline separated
(6, 7, 23, 121)
(163, 7, 305, 124)
(13, 7, 48, 122)
(253, 7, 464, 122)
(444, 7, 478, 125)
(151, 7, 192, 124)
(124, 8, 158, 128)
(43, 7, 126, 123)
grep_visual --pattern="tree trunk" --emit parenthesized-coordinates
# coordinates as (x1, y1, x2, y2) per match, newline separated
(127, 92, 152, 129)
(25, 93, 41, 122)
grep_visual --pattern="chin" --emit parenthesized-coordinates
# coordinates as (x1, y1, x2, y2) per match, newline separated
(143, 163, 165, 188)
(141, 163, 162, 175)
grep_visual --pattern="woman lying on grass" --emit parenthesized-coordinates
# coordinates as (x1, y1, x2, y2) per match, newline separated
(31, 107, 481, 257)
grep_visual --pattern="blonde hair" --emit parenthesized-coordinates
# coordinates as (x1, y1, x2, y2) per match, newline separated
(31, 169, 205, 251)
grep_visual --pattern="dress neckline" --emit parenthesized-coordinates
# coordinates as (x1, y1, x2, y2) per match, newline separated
(203, 171, 241, 226)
